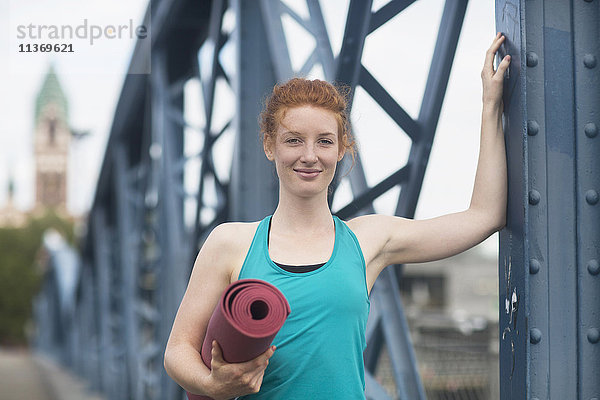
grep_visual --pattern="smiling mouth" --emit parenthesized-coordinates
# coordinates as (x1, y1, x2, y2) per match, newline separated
(294, 169, 321, 178)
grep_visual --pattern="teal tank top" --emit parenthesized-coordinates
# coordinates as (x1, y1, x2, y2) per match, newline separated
(237, 215, 370, 400)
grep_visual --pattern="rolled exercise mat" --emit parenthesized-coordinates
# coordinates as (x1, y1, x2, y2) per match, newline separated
(187, 279, 291, 400)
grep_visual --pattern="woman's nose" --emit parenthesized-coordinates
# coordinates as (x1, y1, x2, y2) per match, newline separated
(300, 144, 318, 163)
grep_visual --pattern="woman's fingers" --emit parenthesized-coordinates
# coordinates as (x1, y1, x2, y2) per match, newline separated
(495, 54, 511, 79)
(211, 340, 225, 364)
(207, 342, 274, 396)
(262, 345, 276, 361)
(483, 33, 511, 80)
(484, 33, 506, 74)
(481, 34, 511, 107)
(232, 349, 272, 395)
(247, 345, 275, 372)
(490, 32, 505, 51)
(249, 370, 266, 393)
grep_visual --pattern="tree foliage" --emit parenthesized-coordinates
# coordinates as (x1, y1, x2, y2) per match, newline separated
(0, 209, 75, 345)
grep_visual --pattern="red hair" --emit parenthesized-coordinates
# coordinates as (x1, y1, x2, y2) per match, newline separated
(260, 78, 356, 161)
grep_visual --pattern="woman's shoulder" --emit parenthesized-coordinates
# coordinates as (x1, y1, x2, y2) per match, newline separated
(193, 220, 263, 282)
(345, 213, 402, 231)
(206, 220, 262, 250)
(205, 221, 260, 283)
(344, 213, 411, 247)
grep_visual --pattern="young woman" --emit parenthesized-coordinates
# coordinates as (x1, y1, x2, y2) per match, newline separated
(164, 34, 511, 399)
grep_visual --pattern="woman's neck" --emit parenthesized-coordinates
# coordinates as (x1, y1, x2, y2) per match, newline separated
(272, 189, 332, 232)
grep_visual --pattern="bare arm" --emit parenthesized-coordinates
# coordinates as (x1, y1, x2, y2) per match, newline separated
(163, 223, 274, 399)
(351, 34, 511, 290)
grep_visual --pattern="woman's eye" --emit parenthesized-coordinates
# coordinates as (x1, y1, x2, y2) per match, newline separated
(319, 139, 334, 145)
(286, 138, 300, 144)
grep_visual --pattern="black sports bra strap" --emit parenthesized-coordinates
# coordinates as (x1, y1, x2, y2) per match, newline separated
(268, 218, 326, 273)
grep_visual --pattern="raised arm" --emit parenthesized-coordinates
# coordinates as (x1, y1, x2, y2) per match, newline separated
(350, 34, 511, 290)
(472, 32, 510, 227)
(163, 223, 274, 399)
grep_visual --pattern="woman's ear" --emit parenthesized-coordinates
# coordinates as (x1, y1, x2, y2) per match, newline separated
(264, 139, 274, 161)
(338, 135, 347, 162)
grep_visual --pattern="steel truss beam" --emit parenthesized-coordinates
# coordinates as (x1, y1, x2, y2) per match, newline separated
(496, 0, 600, 399)
(334, 1, 468, 399)
(33, 1, 472, 399)
(91, 207, 117, 397)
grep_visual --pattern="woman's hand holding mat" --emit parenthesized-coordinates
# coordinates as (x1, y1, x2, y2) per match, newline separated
(187, 279, 290, 400)
(203, 341, 275, 400)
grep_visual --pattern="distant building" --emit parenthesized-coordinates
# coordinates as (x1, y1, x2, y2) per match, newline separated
(397, 246, 500, 399)
(0, 65, 73, 228)
(33, 66, 71, 212)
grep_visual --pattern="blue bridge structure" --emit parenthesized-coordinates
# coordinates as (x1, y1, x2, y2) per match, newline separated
(32, 1, 599, 399)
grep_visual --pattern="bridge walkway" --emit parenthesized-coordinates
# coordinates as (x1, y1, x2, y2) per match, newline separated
(0, 348, 104, 400)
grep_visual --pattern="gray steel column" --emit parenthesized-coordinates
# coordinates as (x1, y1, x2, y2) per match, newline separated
(92, 207, 115, 397)
(114, 145, 142, 400)
(191, 0, 231, 251)
(496, 0, 600, 398)
(79, 263, 99, 390)
(574, 1, 600, 398)
(332, 0, 376, 205)
(396, 0, 468, 218)
(151, 47, 189, 400)
(230, 0, 279, 221)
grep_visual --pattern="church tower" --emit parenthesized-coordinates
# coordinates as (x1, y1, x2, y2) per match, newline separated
(33, 66, 70, 210)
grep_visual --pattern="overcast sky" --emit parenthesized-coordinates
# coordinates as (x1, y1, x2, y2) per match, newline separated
(0, 0, 499, 251)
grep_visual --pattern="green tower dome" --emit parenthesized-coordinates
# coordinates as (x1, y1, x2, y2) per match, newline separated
(35, 65, 69, 125)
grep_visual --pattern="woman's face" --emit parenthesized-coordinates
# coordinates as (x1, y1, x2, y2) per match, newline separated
(264, 105, 345, 198)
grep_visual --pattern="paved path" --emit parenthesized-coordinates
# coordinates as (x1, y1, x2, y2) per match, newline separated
(0, 348, 104, 400)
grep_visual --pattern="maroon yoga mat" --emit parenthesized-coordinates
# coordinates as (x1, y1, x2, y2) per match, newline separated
(186, 279, 290, 400)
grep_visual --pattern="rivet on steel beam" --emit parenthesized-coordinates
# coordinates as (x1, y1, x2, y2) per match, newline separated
(526, 52, 538, 67)
(529, 190, 541, 205)
(527, 120, 539, 136)
(586, 190, 599, 205)
(149, 143, 163, 160)
(588, 328, 600, 344)
(529, 259, 541, 274)
(583, 54, 597, 69)
(585, 123, 598, 138)
(530, 328, 542, 344)
(588, 259, 600, 275)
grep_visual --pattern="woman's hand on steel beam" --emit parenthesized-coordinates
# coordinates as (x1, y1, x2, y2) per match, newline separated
(481, 33, 511, 109)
